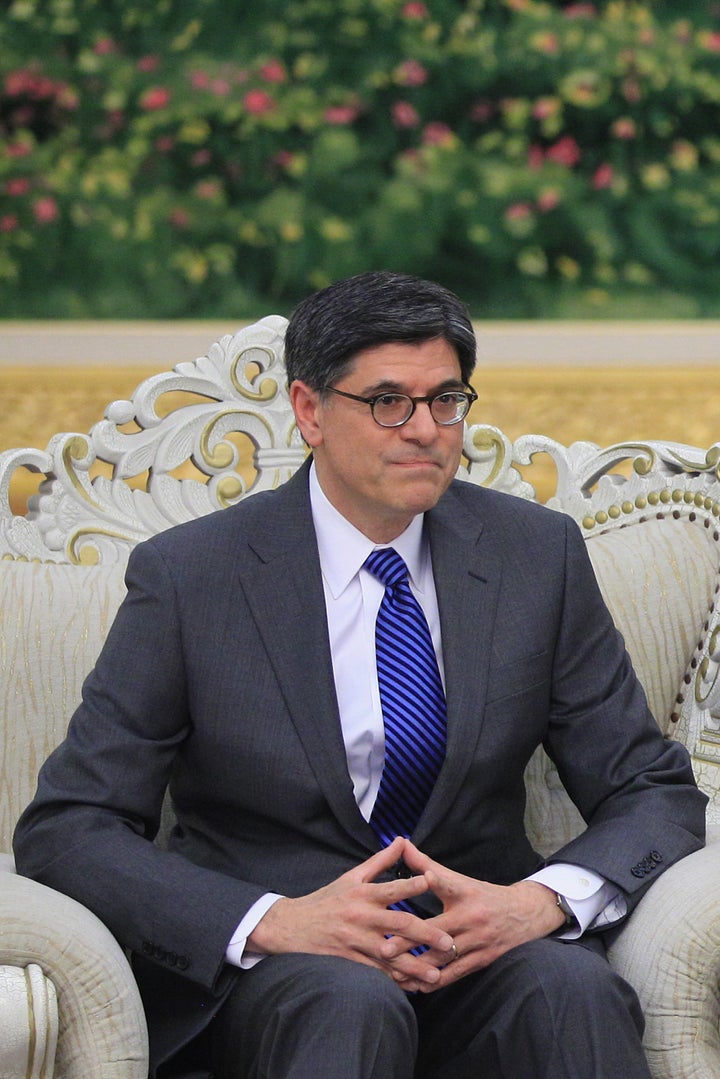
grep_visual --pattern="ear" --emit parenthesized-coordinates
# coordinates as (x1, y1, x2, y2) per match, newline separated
(290, 380, 323, 448)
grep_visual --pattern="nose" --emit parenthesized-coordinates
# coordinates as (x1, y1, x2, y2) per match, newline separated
(400, 400, 438, 443)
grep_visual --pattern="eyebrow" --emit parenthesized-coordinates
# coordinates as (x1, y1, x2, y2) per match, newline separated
(358, 377, 467, 396)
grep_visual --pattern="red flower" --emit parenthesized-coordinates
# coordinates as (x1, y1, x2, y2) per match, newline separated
(395, 60, 428, 87)
(392, 101, 420, 129)
(6, 142, 32, 158)
(140, 86, 171, 110)
(546, 136, 581, 167)
(190, 71, 210, 90)
(422, 122, 453, 146)
(402, 2, 429, 17)
(612, 117, 637, 140)
(33, 196, 59, 224)
(244, 89, 276, 114)
(324, 105, 360, 125)
(0, 214, 19, 232)
(137, 56, 160, 73)
(527, 144, 545, 170)
(563, 3, 596, 16)
(6, 177, 30, 196)
(260, 60, 287, 83)
(592, 163, 614, 189)
(505, 202, 533, 221)
(93, 37, 117, 55)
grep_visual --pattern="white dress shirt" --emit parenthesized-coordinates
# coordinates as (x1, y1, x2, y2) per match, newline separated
(226, 464, 624, 966)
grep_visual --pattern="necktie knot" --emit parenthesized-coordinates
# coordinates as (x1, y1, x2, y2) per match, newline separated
(364, 547, 408, 591)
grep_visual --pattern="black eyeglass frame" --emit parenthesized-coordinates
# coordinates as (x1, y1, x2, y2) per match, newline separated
(323, 386, 478, 428)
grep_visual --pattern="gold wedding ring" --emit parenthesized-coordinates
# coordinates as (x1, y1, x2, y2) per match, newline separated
(450, 941, 458, 961)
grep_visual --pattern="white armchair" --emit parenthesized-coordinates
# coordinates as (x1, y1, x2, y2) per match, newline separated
(1, 317, 719, 1077)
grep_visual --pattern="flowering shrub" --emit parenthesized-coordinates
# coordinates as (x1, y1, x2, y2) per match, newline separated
(2, 0, 720, 317)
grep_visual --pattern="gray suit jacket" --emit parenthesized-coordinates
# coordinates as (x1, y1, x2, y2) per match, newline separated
(13, 460, 707, 1070)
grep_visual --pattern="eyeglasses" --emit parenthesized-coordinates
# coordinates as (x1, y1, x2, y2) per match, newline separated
(324, 386, 478, 428)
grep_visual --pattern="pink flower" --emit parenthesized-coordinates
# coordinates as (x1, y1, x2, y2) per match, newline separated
(592, 163, 614, 189)
(140, 86, 171, 110)
(537, 189, 561, 212)
(190, 149, 212, 167)
(699, 31, 720, 52)
(527, 145, 545, 170)
(194, 180, 222, 200)
(137, 55, 160, 73)
(324, 105, 359, 125)
(546, 135, 581, 167)
(395, 60, 428, 87)
(211, 78, 231, 97)
(505, 202, 533, 221)
(33, 196, 59, 224)
(471, 101, 494, 123)
(6, 142, 32, 158)
(154, 135, 175, 153)
(244, 89, 276, 115)
(260, 60, 287, 83)
(93, 37, 117, 55)
(273, 150, 294, 169)
(563, 3, 596, 16)
(402, 1, 429, 17)
(169, 208, 190, 229)
(6, 177, 30, 196)
(532, 97, 560, 121)
(392, 100, 420, 129)
(191, 71, 210, 90)
(612, 117, 637, 140)
(0, 214, 19, 232)
(422, 122, 454, 146)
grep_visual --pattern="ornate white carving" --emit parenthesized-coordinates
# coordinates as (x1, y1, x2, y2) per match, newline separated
(0, 315, 303, 564)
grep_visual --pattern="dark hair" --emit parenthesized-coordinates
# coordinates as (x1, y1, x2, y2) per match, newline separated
(284, 270, 477, 389)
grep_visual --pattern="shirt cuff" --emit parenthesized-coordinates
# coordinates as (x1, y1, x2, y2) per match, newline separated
(225, 893, 285, 969)
(527, 863, 627, 939)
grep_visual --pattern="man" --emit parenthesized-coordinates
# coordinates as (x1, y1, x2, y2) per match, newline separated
(14, 271, 707, 1078)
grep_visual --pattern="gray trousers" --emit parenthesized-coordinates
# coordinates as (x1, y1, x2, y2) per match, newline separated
(205, 937, 651, 1079)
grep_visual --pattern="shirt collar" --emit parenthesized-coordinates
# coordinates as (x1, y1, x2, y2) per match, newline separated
(309, 461, 427, 600)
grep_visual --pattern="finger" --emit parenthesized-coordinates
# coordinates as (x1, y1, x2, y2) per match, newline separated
(355, 836, 407, 883)
(400, 839, 443, 876)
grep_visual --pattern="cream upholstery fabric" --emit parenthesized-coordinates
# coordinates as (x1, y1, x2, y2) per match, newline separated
(0, 866, 148, 1078)
(587, 517, 718, 734)
(0, 560, 128, 853)
(0, 962, 57, 1078)
(524, 517, 718, 860)
(608, 824, 720, 1079)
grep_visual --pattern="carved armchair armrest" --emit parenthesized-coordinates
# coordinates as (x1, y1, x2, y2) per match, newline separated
(0, 859, 149, 1078)
(606, 824, 720, 1079)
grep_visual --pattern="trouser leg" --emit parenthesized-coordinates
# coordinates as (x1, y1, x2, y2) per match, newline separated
(412, 937, 650, 1079)
(207, 953, 417, 1079)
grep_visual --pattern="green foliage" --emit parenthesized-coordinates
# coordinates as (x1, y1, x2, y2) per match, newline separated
(2, 0, 720, 317)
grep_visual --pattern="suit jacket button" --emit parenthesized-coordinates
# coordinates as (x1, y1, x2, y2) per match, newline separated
(631, 866, 646, 878)
(177, 955, 189, 971)
(650, 850, 663, 863)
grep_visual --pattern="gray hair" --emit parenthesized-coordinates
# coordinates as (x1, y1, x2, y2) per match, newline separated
(284, 271, 477, 389)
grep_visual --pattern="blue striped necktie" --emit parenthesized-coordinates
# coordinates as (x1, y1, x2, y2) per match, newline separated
(364, 547, 447, 847)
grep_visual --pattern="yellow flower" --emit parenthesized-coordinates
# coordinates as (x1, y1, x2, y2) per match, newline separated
(280, 221, 304, 243)
(556, 256, 581, 281)
(641, 163, 670, 189)
(320, 217, 353, 242)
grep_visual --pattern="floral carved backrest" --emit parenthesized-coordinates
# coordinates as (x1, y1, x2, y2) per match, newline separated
(1, 316, 720, 857)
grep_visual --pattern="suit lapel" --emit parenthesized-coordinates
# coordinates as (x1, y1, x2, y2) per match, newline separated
(236, 465, 378, 851)
(414, 484, 502, 845)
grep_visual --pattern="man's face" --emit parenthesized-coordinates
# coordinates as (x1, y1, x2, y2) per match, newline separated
(291, 338, 467, 543)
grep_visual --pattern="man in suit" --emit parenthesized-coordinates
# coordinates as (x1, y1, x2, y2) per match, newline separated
(14, 271, 707, 1078)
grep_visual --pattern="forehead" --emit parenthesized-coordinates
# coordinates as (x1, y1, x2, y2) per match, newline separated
(343, 338, 462, 387)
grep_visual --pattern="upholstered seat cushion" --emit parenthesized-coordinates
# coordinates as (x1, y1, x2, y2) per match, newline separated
(0, 560, 128, 852)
